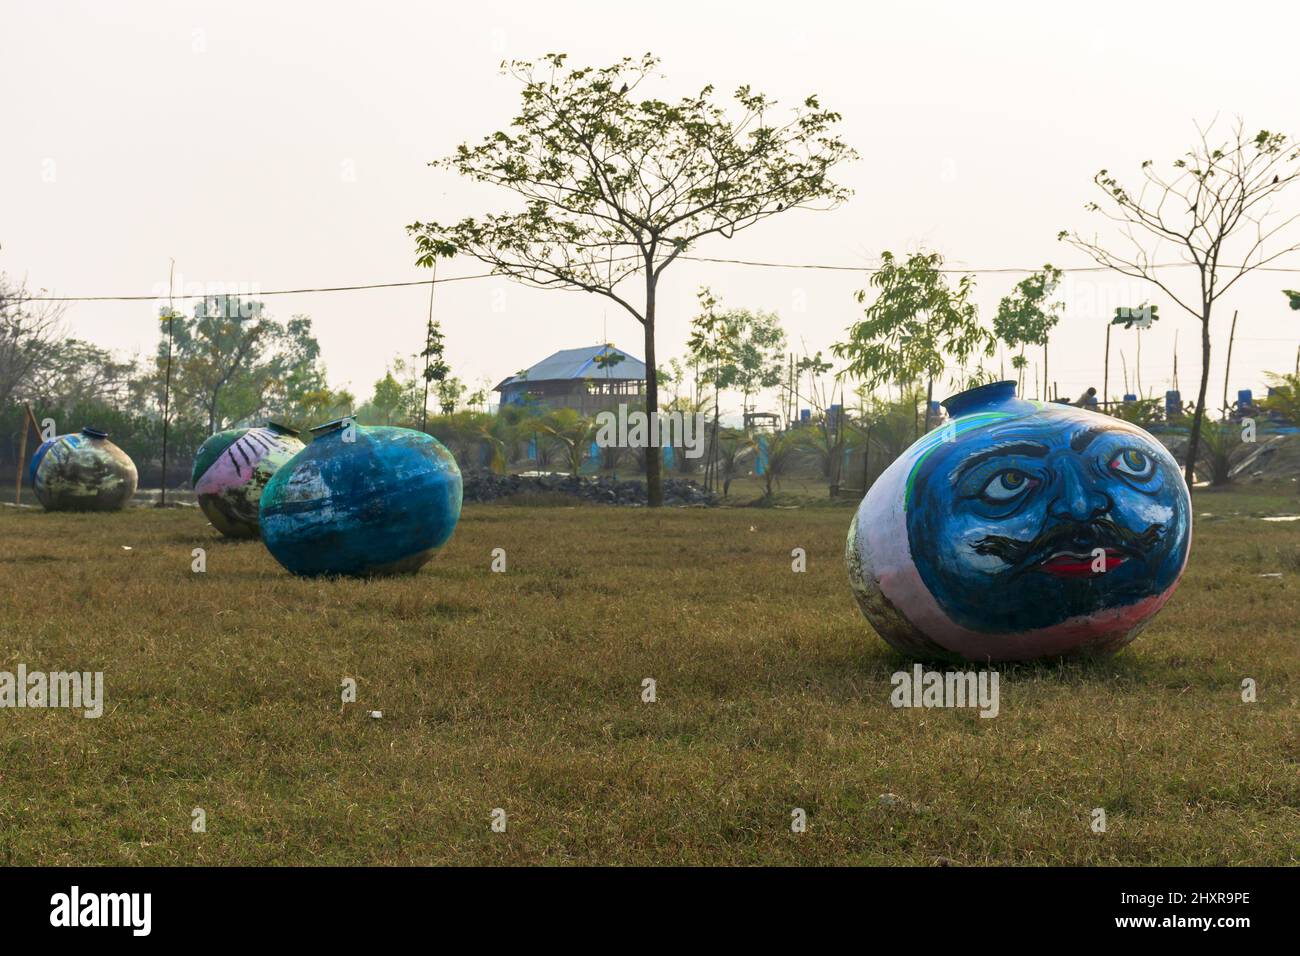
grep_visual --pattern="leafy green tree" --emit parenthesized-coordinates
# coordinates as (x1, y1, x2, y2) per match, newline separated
(1061, 118, 1300, 484)
(368, 372, 406, 425)
(156, 295, 272, 433)
(834, 250, 992, 435)
(687, 289, 786, 418)
(732, 309, 787, 416)
(419, 319, 449, 431)
(686, 287, 741, 492)
(144, 298, 346, 433)
(993, 265, 1064, 399)
(409, 53, 854, 506)
(264, 315, 353, 426)
(436, 376, 467, 415)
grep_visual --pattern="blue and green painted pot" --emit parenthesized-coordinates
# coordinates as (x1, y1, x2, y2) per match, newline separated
(259, 419, 462, 577)
(29, 427, 138, 512)
(846, 381, 1191, 662)
(192, 422, 305, 538)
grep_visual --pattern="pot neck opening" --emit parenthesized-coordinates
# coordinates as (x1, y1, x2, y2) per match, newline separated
(941, 380, 1019, 418)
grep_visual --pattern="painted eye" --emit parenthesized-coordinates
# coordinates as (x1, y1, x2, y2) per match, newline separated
(1109, 448, 1155, 480)
(980, 469, 1036, 503)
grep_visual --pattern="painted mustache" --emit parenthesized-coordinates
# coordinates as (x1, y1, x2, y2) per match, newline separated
(972, 516, 1164, 577)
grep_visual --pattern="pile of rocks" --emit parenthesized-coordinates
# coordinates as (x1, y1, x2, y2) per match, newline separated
(462, 471, 717, 506)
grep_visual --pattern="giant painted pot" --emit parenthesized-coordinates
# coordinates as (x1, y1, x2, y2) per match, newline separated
(259, 419, 462, 577)
(191, 422, 306, 538)
(846, 381, 1191, 662)
(30, 427, 138, 512)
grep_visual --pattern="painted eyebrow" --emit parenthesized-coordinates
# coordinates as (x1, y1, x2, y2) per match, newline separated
(1069, 424, 1120, 452)
(950, 441, 1048, 484)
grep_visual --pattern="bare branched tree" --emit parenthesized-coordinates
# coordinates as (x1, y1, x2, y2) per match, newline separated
(1060, 117, 1300, 484)
(0, 274, 68, 408)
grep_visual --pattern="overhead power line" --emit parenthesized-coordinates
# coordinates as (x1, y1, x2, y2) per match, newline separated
(19, 272, 499, 303)
(13, 255, 1300, 303)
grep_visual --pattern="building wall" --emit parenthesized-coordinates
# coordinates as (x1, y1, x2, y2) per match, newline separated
(500, 380, 645, 415)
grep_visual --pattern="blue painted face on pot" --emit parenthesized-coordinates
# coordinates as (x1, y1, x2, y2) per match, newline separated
(905, 412, 1190, 633)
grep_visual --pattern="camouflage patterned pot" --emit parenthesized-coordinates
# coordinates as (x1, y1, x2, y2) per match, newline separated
(30, 427, 138, 512)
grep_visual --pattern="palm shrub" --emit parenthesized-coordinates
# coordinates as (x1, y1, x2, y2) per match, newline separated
(538, 408, 596, 477)
(713, 429, 749, 497)
(1110, 398, 1163, 427)
(1196, 417, 1245, 486)
(1262, 372, 1300, 425)
(752, 429, 807, 498)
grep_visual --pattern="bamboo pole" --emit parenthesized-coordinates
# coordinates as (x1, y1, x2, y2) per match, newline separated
(1172, 329, 1179, 394)
(419, 261, 438, 434)
(1103, 323, 1111, 410)
(1135, 329, 1143, 397)
(158, 259, 176, 508)
(1222, 309, 1239, 416)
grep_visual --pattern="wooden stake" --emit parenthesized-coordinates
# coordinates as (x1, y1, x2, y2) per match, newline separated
(14, 415, 28, 505)
(13, 403, 40, 505)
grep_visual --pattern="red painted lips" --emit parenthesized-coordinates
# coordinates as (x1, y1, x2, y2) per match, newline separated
(1035, 549, 1127, 577)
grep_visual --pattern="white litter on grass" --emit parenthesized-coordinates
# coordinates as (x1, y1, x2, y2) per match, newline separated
(879, 793, 900, 807)
(1258, 573, 1283, 578)
(369, 710, 382, 719)
(1260, 515, 1300, 522)
(121, 546, 133, 551)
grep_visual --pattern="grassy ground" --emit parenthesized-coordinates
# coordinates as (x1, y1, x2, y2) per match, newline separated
(0, 484, 1296, 866)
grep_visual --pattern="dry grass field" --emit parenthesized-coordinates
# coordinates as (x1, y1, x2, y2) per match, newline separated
(0, 485, 1296, 865)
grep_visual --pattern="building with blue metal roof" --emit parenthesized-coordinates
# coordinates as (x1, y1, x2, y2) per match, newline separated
(494, 345, 646, 414)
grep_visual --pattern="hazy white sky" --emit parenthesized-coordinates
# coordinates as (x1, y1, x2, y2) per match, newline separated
(4, 0, 1299, 414)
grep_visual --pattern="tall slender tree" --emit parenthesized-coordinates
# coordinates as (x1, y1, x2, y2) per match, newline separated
(833, 250, 992, 436)
(409, 53, 854, 506)
(993, 265, 1064, 400)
